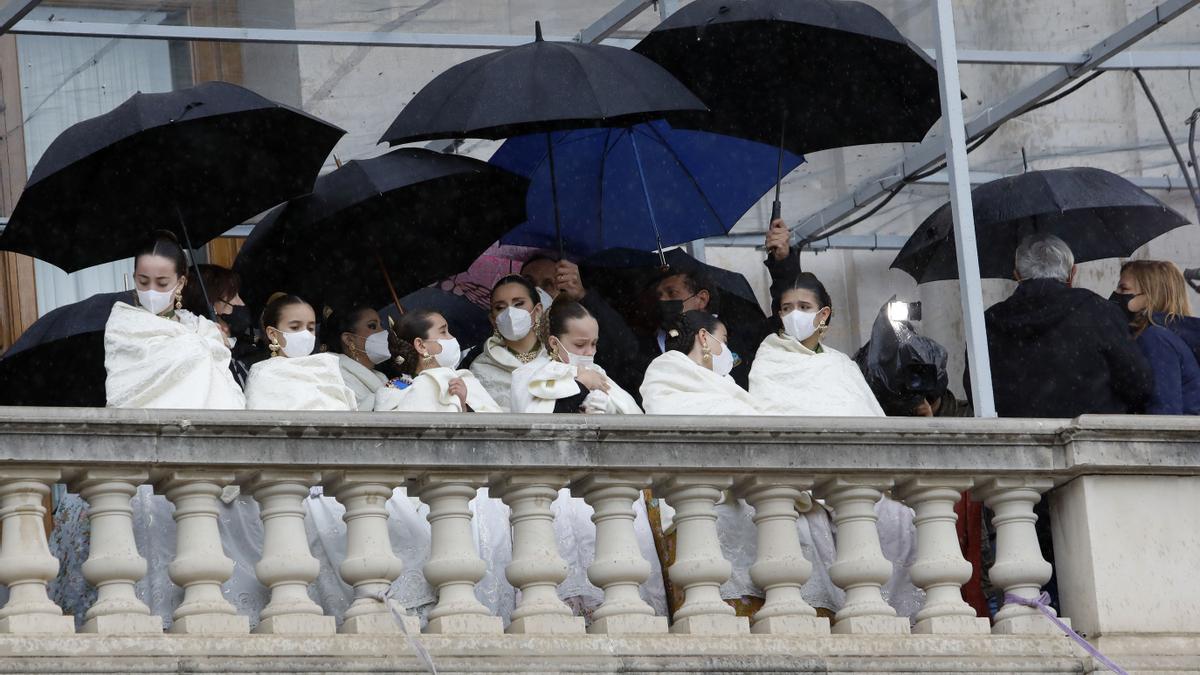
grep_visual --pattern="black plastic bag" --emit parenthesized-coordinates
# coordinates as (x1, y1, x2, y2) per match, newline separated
(853, 296, 949, 416)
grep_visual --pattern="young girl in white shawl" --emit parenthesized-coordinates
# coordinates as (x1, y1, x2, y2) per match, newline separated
(508, 300, 666, 621)
(54, 232, 248, 629)
(320, 305, 405, 412)
(750, 273, 923, 620)
(637, 310, 841, 616)
(468, 275, 548, 411)
(243, 293, 357, 411)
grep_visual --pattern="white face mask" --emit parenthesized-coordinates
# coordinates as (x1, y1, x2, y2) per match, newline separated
(137, 283, 177, 316)
(363, 330, 391, 365)
(709, 335, 734, 377)
(782, 309, 822, 343)
(553, 337, 595, 370)
(536, 287, 555, 310)
(433, 338, 462, 369)
(496, 306, 533, 342)
(276, 328, 315, 359)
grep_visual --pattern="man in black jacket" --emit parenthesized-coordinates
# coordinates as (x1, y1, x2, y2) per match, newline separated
(984, 233, 1152, 417)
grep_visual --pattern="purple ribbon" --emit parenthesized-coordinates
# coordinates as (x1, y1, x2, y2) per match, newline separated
(1004, 592, 1127, 675)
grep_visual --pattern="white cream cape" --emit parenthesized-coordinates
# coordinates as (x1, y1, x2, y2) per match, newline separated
(104, 301, 245, 409)
(337, 353, 406, 412)
(395, 367, 501, 413)
(510, 357, 643, 414)
(639, 349, 761, 415)
(244, 353, 357, 411)
(749, 333, 886, 417)
(468, 336, 547, 412)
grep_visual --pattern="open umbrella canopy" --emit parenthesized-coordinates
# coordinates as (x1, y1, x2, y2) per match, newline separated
(633, 0, 942, 155)
(380, 23, 706, 145)
(0, 81, 344, 272)
(492, 120, 803, 257)
(379, 287, 492, 353)
(0, 291, 133, 406)
(236, 147, 529, 313)
(892, 167, 1194, 283)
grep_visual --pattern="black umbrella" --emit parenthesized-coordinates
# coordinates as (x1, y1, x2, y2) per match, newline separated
(378, 287, 491, 353)
(634, 0, 942, 220)
(581, 247, 765, 335)
(235, 147, 529, 313)
(380, 22, 706, 256)
(891, 167, 1193, 283)
(0, 291, 133, 406)
(0, 81, 344, 273)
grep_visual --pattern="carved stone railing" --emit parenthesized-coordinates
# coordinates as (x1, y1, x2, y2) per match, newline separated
(0, 407, 1197, 673)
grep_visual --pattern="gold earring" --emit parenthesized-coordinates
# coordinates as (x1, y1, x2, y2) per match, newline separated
(174, 287, 183, 311)
(701, 341, 712, 363)
(269, 338, 281, 357)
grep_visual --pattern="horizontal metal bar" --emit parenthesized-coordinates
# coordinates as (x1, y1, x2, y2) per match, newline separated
(8, 19, 639, 49)
(704, 232, 909, 251)
(931, 48, 1200, 70)
(914, 170, 1193, 191)
(0, 0, 41, 36)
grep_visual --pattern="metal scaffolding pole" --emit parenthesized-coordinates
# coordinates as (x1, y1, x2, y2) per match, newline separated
(933, 0, 994, 418)
(0, 0, 40, 35)
(790, 0, 1200, 246)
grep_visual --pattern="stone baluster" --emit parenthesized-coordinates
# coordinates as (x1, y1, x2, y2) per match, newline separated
(977, 477, 1065, 635)
(816, 476, 911, 634)
(0, 468, 74, 633)
(895, 478, 990, 634)
(657, 475, 749, 635)
(734, 476, 829, 635)
(245, 470, 334, 635)
(414, 474, 503, 634)
(71, 469, 161, 634)
(575, 474, 667, 635)
(326, 471, 419, 635)
(157, 470, 249, 634)
(494, 474, 584, 634)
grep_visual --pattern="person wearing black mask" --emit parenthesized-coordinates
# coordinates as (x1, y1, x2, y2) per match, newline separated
(180, 263, 254, 389)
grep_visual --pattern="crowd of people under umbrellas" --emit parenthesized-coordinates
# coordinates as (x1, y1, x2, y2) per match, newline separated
(0, 0, 1197, 633)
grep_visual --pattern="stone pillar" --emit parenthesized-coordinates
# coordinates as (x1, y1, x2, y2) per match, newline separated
(326, 471, 418, 635)
(414, 474, 503, 635)
(816, 476, 911, 635)
(245, 470, 334, 635)
(658, 475, 749, 635)
(157, 470, 249, 634)
(575, 474, 667, 635)
(895, 478, 990, 634)
(0, 468, 74, 633)
(493, 475, 584, 634)
(977, 477, 1065, 635)
(734, 476, 829, 635)
(70, 469, 161, 634)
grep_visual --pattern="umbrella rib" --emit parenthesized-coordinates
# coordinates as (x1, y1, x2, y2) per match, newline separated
(644, 122, 727, 232)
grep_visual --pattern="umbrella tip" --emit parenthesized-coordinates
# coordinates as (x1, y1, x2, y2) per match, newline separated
(535, 20, 543, 41)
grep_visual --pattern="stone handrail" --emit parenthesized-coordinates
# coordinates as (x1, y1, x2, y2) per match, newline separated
(0, 407, 1197, 673)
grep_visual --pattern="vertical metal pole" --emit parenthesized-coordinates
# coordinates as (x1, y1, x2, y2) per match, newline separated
(934, 0, 996, 418)
(658, 0, 678, 19)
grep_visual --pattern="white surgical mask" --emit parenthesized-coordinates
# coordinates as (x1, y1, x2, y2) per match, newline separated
(277, 329, 315, 359)
(137, 284, 177, 316)
(433, 338, 462, 369)
(364, 330, 391, 365)
(782, 309, 821, 343)
(536, 287, 556, 310)
(710, 336, 734, 377)
(554, 337, 595, 370)
(496, 306, 533, 341)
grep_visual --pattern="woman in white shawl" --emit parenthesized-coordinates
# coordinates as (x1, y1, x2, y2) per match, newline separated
(54, 232, 247, 629)
(320, 305, 404, 411)
(468, 275, 548, 411)
(384, 308, 515, 621)
(243, 293, 357, 411)
(638, 310, 842, 617)
(750, 272, 923, 620)
(508, 301, 665, 620)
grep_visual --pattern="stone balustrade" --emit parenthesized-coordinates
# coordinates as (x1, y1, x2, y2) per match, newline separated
(0, 408, 1197, 673)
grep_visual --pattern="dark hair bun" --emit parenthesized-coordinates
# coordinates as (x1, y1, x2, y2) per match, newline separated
(663, 310, 721, 354)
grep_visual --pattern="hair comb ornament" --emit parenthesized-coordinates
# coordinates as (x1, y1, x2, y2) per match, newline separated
(667, 329, 680, 338)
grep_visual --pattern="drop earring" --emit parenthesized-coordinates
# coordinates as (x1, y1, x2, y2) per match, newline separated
(174, 287, 183, 311)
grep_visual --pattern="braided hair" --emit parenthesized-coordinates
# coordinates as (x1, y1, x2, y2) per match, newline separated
(391, 309, 441, 376)
(663, 310, 723, 354)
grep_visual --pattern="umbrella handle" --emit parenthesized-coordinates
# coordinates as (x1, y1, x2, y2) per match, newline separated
(375, 252, 405, 315)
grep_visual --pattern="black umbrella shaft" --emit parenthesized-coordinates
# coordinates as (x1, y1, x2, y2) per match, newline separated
(545, 132, 565, 260)
(176, 204, 216, 321)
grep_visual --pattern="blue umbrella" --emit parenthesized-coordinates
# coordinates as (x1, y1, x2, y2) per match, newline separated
(491, 119, 803, 259)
